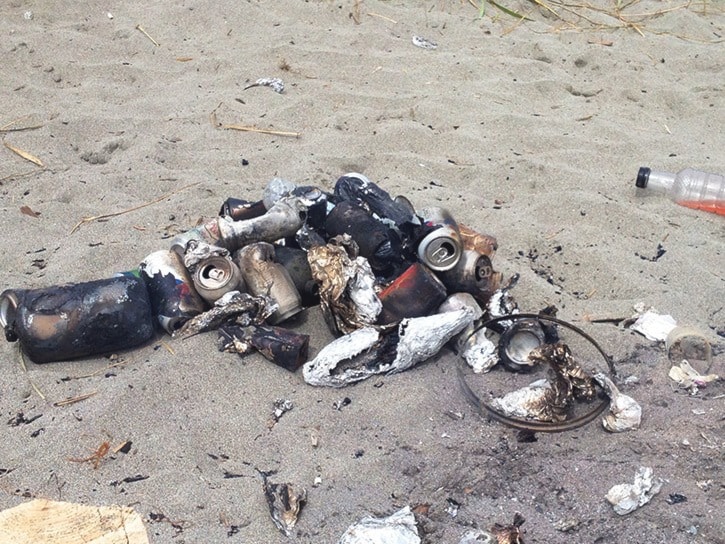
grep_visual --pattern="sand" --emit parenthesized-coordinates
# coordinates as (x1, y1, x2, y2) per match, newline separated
(1, 1, 723, 542)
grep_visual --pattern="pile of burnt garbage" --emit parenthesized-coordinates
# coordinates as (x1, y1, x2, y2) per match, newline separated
(0, 173, 626, 432)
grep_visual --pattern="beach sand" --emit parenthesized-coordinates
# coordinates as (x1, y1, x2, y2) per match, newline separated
(1, 1, 723, 542)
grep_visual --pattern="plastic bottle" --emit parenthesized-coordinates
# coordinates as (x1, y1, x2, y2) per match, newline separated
(636, 167, 725, 216)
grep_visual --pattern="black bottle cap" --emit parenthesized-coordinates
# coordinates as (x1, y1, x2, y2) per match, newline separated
(636, 167, 651, 188)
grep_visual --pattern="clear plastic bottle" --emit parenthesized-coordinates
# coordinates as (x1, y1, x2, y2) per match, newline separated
(636, 167, 725, 216)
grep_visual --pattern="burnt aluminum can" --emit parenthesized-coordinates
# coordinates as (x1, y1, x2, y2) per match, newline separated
(273, 246, 319, 306)
(140, 249, 207, 334)
(458, 223, 498, 257)
(377, 262, 448, 325)
(234, 242, 303, 325)
(219, 198, 267, 221)
(324, 200, 389, 259)
(192, 255, 244, 305)
(438, 250, 502, 300)
(498, 318, 547, 372)
(0, 276, 155, 363)
(416, 208, 462, 272)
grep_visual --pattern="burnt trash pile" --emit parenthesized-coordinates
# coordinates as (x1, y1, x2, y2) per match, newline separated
(0, 173, 624, 432)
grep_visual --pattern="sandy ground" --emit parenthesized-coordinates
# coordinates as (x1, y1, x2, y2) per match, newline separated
(1, 1, 723, 543)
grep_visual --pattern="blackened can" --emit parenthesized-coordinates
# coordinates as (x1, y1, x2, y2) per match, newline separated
(140, 249, 207, 334)
(377, 262, 448, 325)
(0, 276, 155, 363)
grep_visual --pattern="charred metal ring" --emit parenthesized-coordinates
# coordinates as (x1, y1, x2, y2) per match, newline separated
(459, 313, 615, 433)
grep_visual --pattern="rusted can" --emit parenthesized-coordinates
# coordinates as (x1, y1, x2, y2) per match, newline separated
(192, 255, 244, 304)
(458, 224, 498, 257)
(234, 242, 303, 325)
(377, 262, 447, 325)
(139, 249, 207, 334)
(416, 207, 462, 272)
(0, 276, 155, 363)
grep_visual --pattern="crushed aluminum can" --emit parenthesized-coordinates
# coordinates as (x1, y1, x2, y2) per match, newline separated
(338, 506, 420, 544)
(139, 249, 207, 334)
(0, 276, 155, 363)
(234, 242, 302, 325)
(219, 324, 309, 371)
(377, 262, 447, 325)
(191, 255, 244, 305)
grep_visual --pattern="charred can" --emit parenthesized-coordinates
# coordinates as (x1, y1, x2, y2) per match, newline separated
(219, 198, 267, 221)
(438, 250, 502, 300)
(377, 262, 448, 325)
(498, 318, 547, 372)
(192, 255, 244, 304)
(234, 242, 303, 325)
(0, 276, 155, 363)
(140, 249, 207, 334)
(416, 208, 462, 272)
(324, 201, 389, 259)
(273, 245, 319, 306)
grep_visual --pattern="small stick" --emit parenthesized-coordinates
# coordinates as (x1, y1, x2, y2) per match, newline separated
(367, 12, 397, 23)
(70, 182, 198, 234)
(53, 391, 98, 407)
(19, 348, 46, 400)
(136, 24, 160, 46)
(0, 169, 41, 183)
(4, 141, 44, 167)
(221, 124, 301, 138)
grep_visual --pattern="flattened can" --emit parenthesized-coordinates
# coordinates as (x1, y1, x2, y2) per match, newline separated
(0, 276, 155, 363)
(140, 249, 207, 334)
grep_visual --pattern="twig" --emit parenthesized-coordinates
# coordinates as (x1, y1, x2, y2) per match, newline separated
(54, 391, 98, 407)
(19, 348, 46, 400)
(0, 169, 42, 183)
(3, 141, 44, 167)
(221, 124, 301, 138)
(136, 24, 160, 46)
(70, 182, 199, 234)
(367, 12, 398, 23)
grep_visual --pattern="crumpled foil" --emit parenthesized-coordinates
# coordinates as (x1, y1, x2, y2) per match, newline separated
(594, 373, 641, 432)
(308, 236, 382, 335)
(175, 291, 273, 337)
(261, 474, 306, 536)
(606, 467, 663, 515)
(182, 240, 231, 271)
(338, 506, 420, 544)
(303, 307, 476, 387)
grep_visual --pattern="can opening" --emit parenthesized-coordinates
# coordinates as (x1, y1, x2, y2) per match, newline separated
(0, 291, 19, 330)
